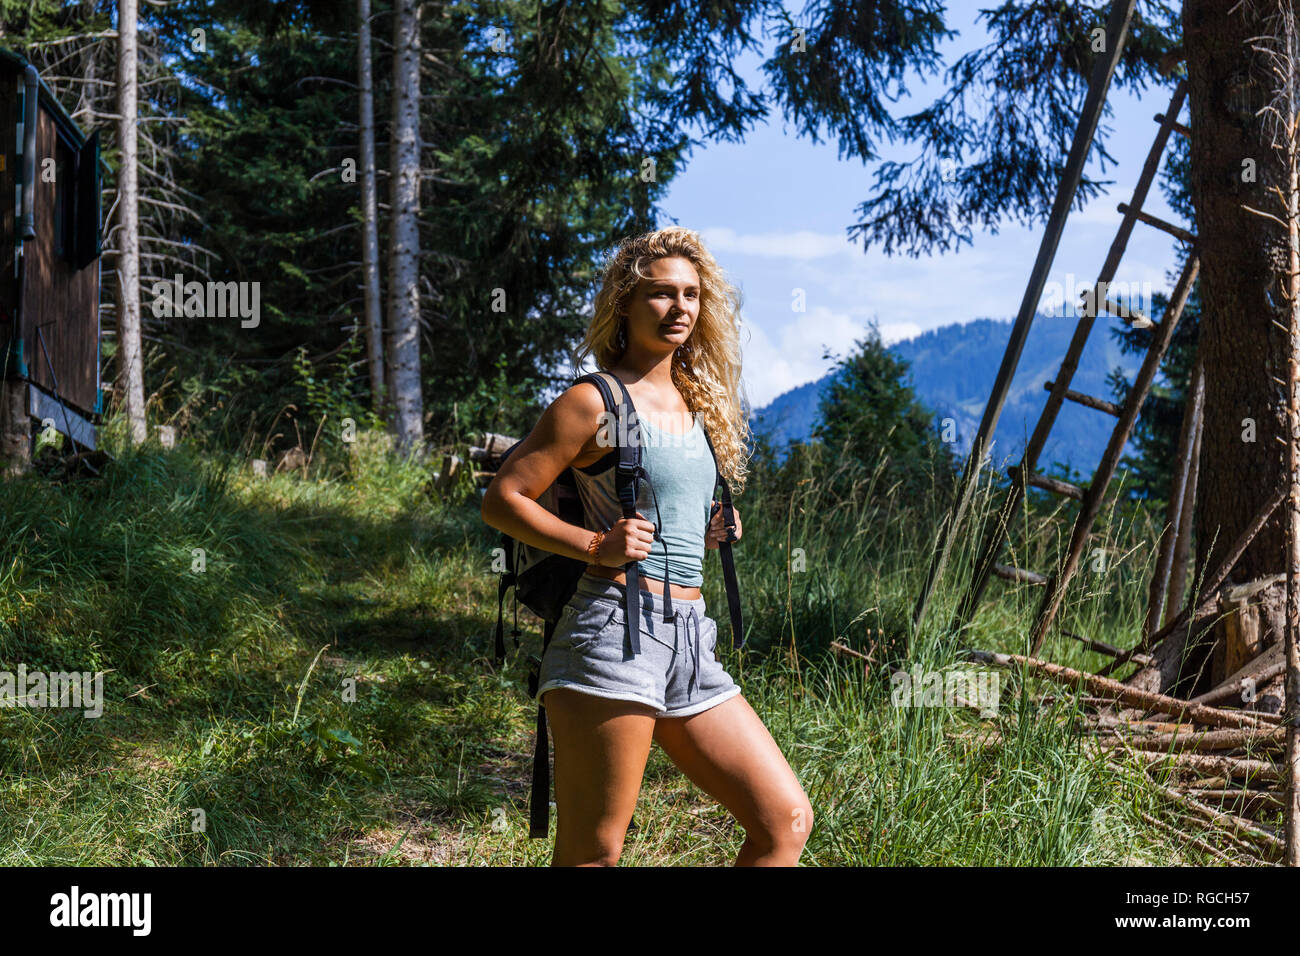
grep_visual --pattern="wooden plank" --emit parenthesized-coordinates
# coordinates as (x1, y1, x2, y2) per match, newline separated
(911, 0, 1142, 632)
(1029, 253, 1201, 653)
(951, 78, 1189, 637)
(1155, 113, 1191, 138)
(991, 563, 1047, 586)
(1043, 380, 1122, 416)
(1021, 468, 1085, 501)
(0, 68, 18, 371)
(27, 381, 95, 449)
(1117, 202, 1197, 243)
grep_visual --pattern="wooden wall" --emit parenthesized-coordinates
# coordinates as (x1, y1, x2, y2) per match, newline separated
(0, 69, 18, 375)
(23, 98, 99, 415)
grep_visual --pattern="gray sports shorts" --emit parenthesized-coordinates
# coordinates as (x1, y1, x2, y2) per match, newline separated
(534, 572, 742, 718)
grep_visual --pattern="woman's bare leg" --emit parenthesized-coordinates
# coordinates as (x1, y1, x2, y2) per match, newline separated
(543, 687, 658, 866)
(652, 694, 812, 866)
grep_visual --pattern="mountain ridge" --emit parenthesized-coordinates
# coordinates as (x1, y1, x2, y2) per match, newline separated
(749, 314, 1144, 478)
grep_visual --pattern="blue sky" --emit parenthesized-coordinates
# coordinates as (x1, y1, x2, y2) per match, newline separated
(656, 1, 1188, 411)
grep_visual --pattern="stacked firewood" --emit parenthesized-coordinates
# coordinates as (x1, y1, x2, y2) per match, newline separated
(964, 646, 1287, 863)
(435, 432, 517, 493)
(964, 489, 1296, 862)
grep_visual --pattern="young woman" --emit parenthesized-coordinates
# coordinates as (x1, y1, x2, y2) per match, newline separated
(482, 226, 812, 866)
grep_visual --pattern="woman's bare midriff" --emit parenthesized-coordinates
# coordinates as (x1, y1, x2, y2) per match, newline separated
(583, 564, 702, 600)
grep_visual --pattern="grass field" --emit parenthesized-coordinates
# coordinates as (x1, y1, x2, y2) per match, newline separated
(0, 421, 1271, 865)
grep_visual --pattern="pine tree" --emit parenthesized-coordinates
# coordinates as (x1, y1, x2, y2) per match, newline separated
(357, 0, 384, 418)
(116, 0, 144, 444)
(813, 327, 958, 498)
(386, 0, 421, 452)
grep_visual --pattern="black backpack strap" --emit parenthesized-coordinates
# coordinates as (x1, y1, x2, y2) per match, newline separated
(703, 429, 745, 650)
(714, 479, 744, 650)
(614, 435, 644, 655)
(590, 370, 647, 652)
(573, 371, 619, 424)
(493, 540, 521, 667)
(527, 617, 558, 839)
(573, 369, 676, 647)
(576, 370, 641, 652)
(494, 575, 509, 665)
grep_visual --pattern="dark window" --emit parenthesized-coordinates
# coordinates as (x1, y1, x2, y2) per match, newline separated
(71, 130, 101, 269)
(49, 129, 100, 269)
(52, 136, 74, 260)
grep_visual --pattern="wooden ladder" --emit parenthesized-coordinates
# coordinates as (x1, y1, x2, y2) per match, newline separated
(949, 78, 1198, 654)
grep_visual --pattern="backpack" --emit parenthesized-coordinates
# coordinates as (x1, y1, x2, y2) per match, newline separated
(488, 368, 744, 838)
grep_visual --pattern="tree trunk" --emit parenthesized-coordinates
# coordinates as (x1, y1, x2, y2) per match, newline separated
(386, 0, 423, 452)
(358, 0, 385, 420)
(1181, 0, 1294, 697)
(1285, 98, 1300, 865)
(1268, 0, 1300, 870)
(116, 0, 145, 445)
(1165, 400, 1202, 628)
(0, 380, 29, 474)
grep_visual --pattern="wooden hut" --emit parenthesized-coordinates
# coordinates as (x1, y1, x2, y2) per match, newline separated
(0, 48, 103, 466)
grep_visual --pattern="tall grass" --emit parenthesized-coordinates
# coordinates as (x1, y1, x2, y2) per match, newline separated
(0, 421, 1256, 865)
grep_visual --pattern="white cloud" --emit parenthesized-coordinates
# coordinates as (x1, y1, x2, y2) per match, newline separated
(879, 322, 923, 345)
(696, 205, 1185, 412)
(740, 304, 870, 407)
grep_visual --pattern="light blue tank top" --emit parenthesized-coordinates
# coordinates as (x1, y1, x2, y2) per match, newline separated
(571, 412, 716, 588)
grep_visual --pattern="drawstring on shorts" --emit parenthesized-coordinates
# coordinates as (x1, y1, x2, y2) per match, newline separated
(674, 605, 702, 700)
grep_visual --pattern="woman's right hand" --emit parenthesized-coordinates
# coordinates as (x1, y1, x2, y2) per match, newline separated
(595, 513, 656, 566)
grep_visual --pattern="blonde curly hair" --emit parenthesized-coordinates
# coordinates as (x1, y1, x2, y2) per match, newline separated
(572, 226, 751, 494)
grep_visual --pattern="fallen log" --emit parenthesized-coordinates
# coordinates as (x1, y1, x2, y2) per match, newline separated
(474, 432, 517, 461)
(1104, 732, 1282, 857)
(1099, 592, 1227, 681)
(1137, 810, 1246, 865)
(1190, 660, 1286, 708)
(1083, 715, 1190, 735)
(1151, 781, 1284, 855)
(1183, 788, 1285, 813)
(1119, 491, 1287, 693)
(1092, 740, 1280, 785)
(1100, 724, 1284, 754)
(964, 649, 1269, 730)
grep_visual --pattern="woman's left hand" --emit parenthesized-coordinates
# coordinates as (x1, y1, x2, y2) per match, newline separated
(705, 503, 741, 549)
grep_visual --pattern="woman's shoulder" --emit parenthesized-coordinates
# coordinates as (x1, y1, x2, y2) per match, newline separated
(557, 375, 611, 408)
(545, 377, 612, 436)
